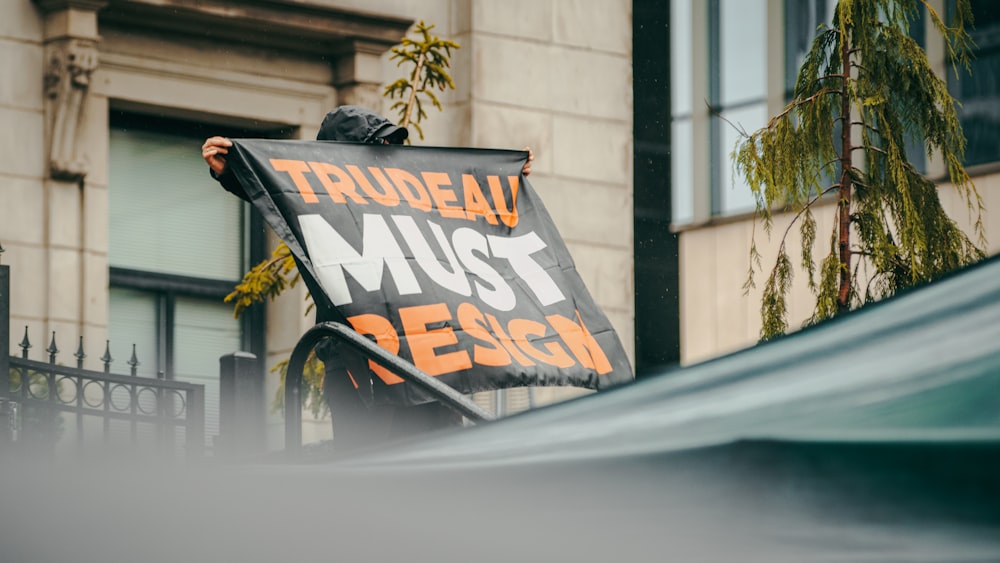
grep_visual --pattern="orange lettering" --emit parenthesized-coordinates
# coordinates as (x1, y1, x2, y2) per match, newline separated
(270, 159, 317, 204)
(546, 312, 613, 375)
(488, 175, 520, 228)
(386, 168, 432, 212)
(351, 166, 400, 207)
(422, 171, 465, 220)
(456, 302, 511, 367)
(508, 318, 575, 368)
(346, 313, 404, 385)
(485, 313, 534, 367)
(309, 162, 366, 204)
(399, 303, 472, 376)
(462, 174, 499, 225)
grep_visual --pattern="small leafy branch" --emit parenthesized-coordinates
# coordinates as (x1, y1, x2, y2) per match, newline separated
(734, 0, 985, 341)
(226, 241, 300, 318)
(383, 20, 459, 141)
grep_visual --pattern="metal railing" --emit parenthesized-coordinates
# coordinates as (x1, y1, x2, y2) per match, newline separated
(285, 321, 494, 455)
(1, 263, 205, 456)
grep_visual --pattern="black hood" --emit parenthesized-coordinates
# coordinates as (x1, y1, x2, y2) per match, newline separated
(316, 106, 408, 144)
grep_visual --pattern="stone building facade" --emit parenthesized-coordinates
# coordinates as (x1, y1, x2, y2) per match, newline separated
(0, 0, 634, 446)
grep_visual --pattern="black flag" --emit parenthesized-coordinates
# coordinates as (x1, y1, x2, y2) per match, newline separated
(226, 140, 633, 404)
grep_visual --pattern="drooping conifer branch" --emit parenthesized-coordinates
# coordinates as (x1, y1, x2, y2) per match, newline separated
(734, 0, 984, 340)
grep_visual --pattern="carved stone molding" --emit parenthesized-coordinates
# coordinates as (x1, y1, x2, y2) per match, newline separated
(98, 1, 412, 114)
(334, 84, 383, 112)
(44, 37, 99, 182)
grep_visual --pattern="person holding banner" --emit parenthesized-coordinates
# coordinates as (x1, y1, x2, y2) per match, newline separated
(201, 106, 534, 449)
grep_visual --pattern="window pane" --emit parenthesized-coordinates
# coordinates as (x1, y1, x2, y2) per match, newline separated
(672, 118, 695, 224)
(950, 0, 1000, 167)
(671, 0, 693, 116)
(720, 0, 767, 106)
(718, 103, 767, 215)
(109, 127, 244, 280)
(108, 288, 161, 377)
(785, 0, 836, 97)
(173, 296, 243, 442)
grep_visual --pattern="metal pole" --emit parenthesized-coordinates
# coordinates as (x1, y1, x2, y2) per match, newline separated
(0, 264, 10, 399)
(219, 352, 262, 458)
(285, 322, 494, 456)
(0, 264, 9, 444)
(188, 386, 205, 459)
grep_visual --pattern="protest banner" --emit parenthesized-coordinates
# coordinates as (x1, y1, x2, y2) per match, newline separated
(227, 140, 633, 404)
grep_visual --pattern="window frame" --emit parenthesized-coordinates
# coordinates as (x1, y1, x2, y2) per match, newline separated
(107, 111, 274, 380)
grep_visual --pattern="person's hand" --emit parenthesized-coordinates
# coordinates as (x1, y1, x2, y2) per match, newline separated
(522, 146, 534, 176)
(202, 136, 232, 176)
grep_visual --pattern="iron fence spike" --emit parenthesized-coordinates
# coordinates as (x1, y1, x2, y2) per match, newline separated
(75, 335, 86, 368)
(19, 326, 31, 357)
(101, 340, 113, 372)
(128, 344, 140, 376)
(47, 331, 58, 362)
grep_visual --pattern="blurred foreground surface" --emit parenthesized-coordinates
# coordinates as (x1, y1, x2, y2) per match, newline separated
(3, 257, 999, 562)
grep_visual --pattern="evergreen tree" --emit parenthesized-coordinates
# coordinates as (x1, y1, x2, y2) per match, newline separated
(735, 0, 985, 340)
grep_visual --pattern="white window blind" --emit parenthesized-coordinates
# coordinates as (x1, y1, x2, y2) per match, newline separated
(109, 127, 244, 281)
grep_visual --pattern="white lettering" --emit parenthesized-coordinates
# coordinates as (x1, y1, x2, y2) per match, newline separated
(453, 227, 517, 311)
(488, 232, 565, 306)
(392, 216, 472, 298)
(298, 214, 421, 306)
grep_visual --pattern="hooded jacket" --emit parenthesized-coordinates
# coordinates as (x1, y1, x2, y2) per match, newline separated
(213, 105, 407, 200)
(316, 105, 408, 144)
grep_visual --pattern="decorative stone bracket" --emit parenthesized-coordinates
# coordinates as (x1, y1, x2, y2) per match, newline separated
(44, 37, 99, 182)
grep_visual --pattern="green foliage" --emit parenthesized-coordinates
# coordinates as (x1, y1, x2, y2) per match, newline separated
(735, 0, 985, 341)
(383, 20, 460, 141)
(268, 351, 327, 418)
(225, 241, 300, 318)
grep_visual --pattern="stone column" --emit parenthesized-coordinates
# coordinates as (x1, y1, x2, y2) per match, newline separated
(333, 41, 391, 113)
(33, 0, 108, 368)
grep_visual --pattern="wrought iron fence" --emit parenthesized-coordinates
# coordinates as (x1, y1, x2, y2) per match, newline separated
(1, 263, 205, 457)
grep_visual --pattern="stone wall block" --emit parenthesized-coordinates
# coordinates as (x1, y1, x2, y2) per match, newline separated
(539, 177, 630, 248)
(0, 176, 45, 245)
(548, 47, 631, 120)
(5, 243, 47, 321)
(552, 115, 631, 185)
(47, 180, 81, 248)
(473, 36, 550, 109)
(471, 0, 552, 40)
(0, 107, 45, 178)
(0, 1, 43, 42)
(82, 184, 107, 254)
(602, 306, 635, 365)
(469, 103, 551, 167)
(679, 229, 717, 364)
(0, 39, 44, 109)
(565, 241, 633, 312)
(47, 246, 80, 322)
(81, 249, 107, 333)
(553, 0, 631, 54)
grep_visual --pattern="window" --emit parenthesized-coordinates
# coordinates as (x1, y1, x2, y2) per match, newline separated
(949, 0, 1000, 167)
(784, 0, 836, 100)
(671, 0, 772, 223)
(671, 0, 694, 224)
(709, 0, 768, 216)
(108, 113, 268, 442)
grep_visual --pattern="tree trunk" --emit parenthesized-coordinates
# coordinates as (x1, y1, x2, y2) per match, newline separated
(401, 52, 425, 129)
(837, 27, 853, 312)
